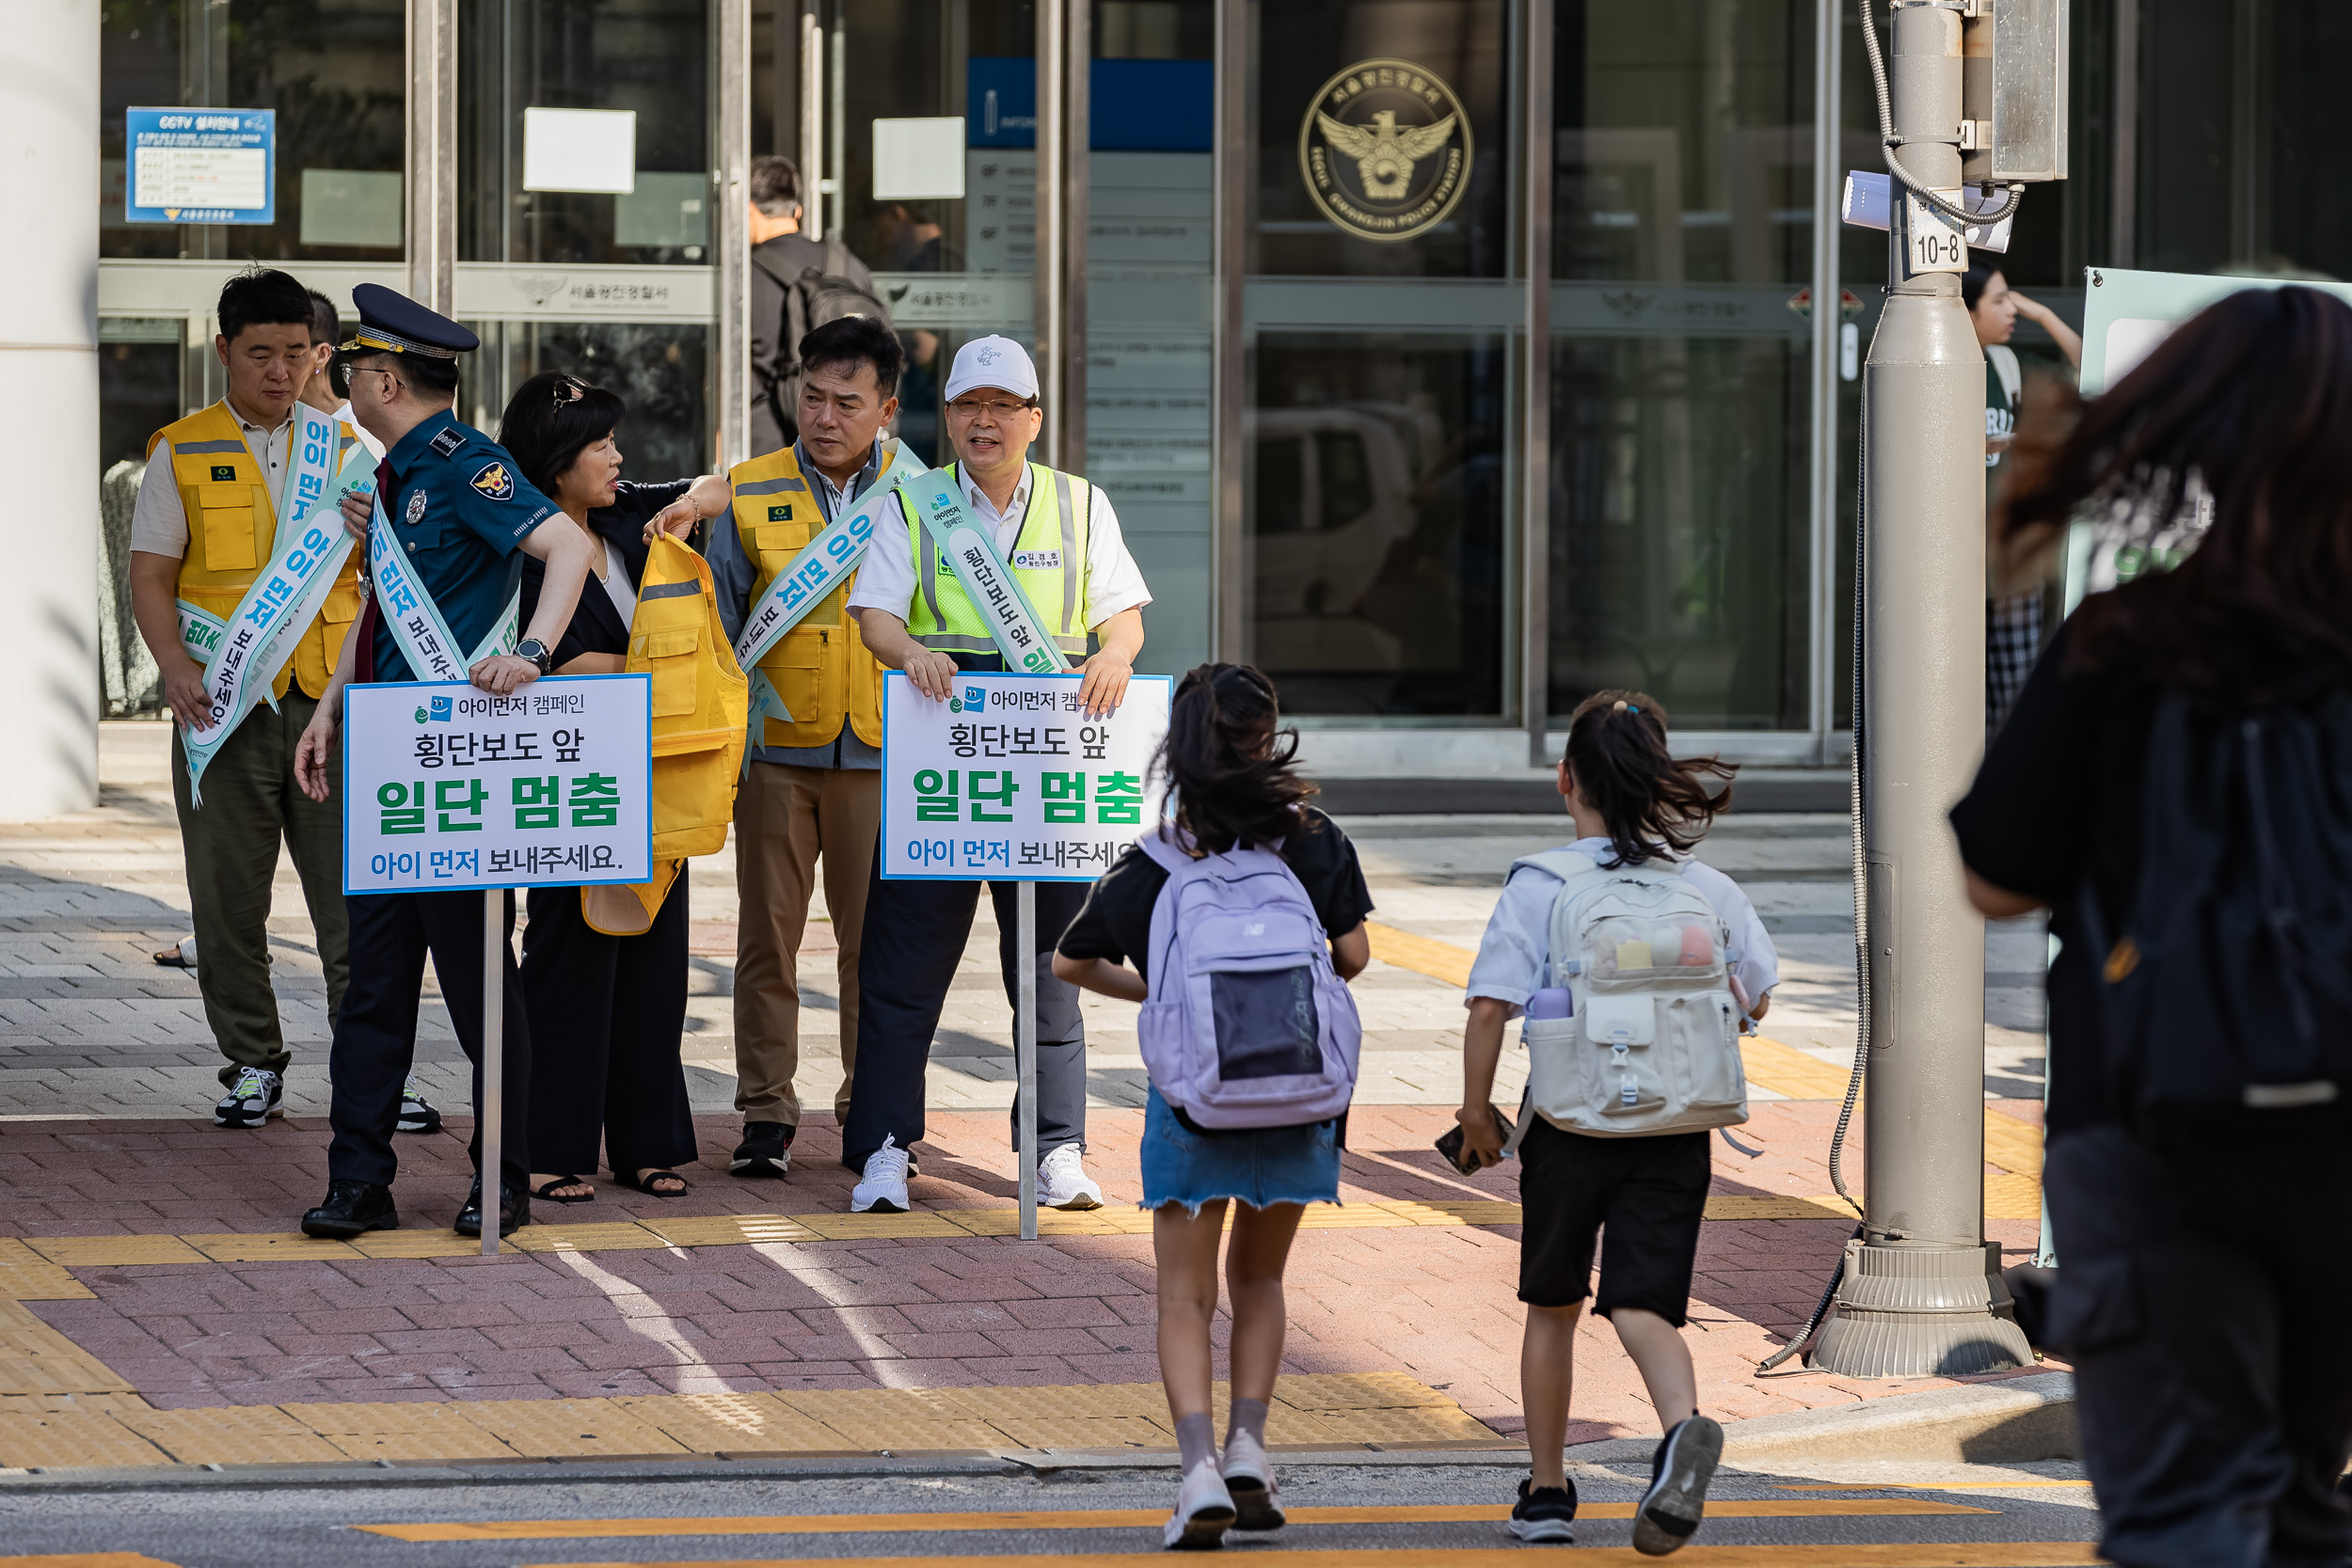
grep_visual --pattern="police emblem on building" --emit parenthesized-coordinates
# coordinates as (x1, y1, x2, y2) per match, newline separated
(1298, 59, 1471, 244)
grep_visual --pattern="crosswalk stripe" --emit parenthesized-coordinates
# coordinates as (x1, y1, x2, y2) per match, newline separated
(522, 1545, 2105, 1568)
(361, 1498, 1995, 1542)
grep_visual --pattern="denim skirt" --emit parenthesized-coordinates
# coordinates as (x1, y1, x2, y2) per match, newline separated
(1139, 1084, 1343, 1212)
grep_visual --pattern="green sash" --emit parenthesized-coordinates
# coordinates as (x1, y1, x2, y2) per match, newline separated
(902, 468, 1072, 675)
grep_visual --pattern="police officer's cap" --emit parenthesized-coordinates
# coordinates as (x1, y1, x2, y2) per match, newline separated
(342, 283, 480, 360)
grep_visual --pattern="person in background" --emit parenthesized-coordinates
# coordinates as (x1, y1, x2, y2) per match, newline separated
(1054, 663, 1372, 1550)
(302, 289, 384, 462)
(1951, 285, 2352, 1568)
(1456, 692, 1776, 1553)
(747, 154, 885, 455)
(499, 372, 731, 1204)
(291, 286, 599, 1243)
(844, 334, 1152, 1216)
(127, 267, 367, 1131)
(708, 317, 907, 1180)
(1967, 262, 2081, 736)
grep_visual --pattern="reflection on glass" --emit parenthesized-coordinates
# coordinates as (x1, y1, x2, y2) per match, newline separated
(1548, 0, 1815, 728)
(99, 324, 184, 718)
(460, 0, 712, 265)
(1548, 336, 1804, 729)
(468, 323, 711, 485)
(101, 0, 405, 261)
(1249, 337, 1506, 716)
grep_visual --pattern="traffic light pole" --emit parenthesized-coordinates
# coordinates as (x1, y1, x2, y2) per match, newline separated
(1806, 0, 2031, 1377)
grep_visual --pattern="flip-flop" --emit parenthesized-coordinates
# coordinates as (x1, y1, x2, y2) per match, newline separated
(532, 1175, 595, 1204)
(622, 1169, 690, 1197)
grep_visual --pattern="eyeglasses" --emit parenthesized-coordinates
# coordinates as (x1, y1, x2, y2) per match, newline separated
(347, 366, 400, 391)
(552, 376, 587, 409)
(946, 397, 1034, 421)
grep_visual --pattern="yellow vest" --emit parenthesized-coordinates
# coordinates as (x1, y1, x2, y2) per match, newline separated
(900, 462, 1091, 658)
(583, 535, 751, 937)
(724, 444, 887, 749)
(149, 402, 366, 701)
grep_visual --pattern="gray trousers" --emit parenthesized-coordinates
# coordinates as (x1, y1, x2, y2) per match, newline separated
(2045, 1122, 2352, 1568)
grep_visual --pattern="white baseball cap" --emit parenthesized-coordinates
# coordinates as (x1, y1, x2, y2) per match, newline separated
(944, 334, 1040, 404)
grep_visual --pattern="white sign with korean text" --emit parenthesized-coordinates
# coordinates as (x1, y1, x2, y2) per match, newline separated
(342, 675, 654, 895)
(881, 672, 1173, 882)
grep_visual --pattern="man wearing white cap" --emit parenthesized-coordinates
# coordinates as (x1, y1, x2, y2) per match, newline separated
(843, 334, 1150, 1213)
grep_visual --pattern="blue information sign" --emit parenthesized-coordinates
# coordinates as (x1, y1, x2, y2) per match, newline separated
(124, 107, 276, 225)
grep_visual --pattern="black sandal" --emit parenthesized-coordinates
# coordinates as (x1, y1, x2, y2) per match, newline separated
(532, 1175, 596, 1204)
(622, 1169, 691, 1196)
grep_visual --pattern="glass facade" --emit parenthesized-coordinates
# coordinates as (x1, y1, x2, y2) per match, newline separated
(87, 0, 2351, 745)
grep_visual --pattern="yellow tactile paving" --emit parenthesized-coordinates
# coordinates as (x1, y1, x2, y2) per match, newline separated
(521, 1546, 2105, 1568)
(1982, 1110, 2046, 1180)
(1706, 1196, 1858, 1221)
(510, 1222, 678, 1255)
(0, 1239, 90, 1301)
(638, 1214, 821, 1248)
(790, 1212, 979, 1240)
(1364, 921, 1474, 988)
(456, 1398, 693, 1460)
(364, 1498, 1995, 1542)
(183, 1232, 360, 1263)
(0, 1300, 135, 1397)
(285, 1400, 520, 1463)
(346, 1230, 483, 1259)
(1984, 1171, 2043, 1220)
(612, 1392, 845, 1455)
(112, 1405, 345, 1465)
(0, 1409, 168, 1468)
(24, 1235, 202, 1268)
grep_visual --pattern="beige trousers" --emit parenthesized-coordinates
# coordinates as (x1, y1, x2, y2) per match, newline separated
(731, 761, 880, 1126)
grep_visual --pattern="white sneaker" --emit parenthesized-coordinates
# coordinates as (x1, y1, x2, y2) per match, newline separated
(1220, 1427, 1284, 1530)
(1162, 1457, 1236, 1549)
(1037, 1143, 1103, 1211)
(850, 1136, 911, 1213)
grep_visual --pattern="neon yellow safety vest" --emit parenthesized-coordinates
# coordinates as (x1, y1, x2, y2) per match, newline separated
(898, 462, 1092, 658)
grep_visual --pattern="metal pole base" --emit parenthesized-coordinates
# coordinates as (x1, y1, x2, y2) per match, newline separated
(1808, 1238, 2031, 1377)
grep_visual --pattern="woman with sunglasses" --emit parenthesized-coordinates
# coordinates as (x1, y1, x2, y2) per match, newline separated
(498, 372, 730, 1203)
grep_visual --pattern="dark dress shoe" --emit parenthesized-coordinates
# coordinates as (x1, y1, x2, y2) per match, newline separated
(302, 1179, 398, 1239)
(453, 1175, 528, 1238)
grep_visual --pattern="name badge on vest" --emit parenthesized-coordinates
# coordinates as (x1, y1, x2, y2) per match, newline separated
(767, 503, 792, 521)
(1010, 549, 1062, 570)
(210, 465, 235, 482)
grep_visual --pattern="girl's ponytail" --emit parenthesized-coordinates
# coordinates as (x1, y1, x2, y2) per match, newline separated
(1562, 689, 1734, 865)
(1155, 663, 1315, 855)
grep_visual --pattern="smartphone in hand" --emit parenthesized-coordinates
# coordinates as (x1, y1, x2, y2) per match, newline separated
(1435, 1103, 1517, 1175)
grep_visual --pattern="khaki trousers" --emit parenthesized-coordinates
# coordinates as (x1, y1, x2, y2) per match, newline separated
(732, 761, 880, 1126)
(170, 689, 351, 1085)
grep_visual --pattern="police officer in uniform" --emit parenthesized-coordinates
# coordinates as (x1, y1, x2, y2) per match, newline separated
(291, 286, 600, 1240)
(844, 335, 1150, 1214)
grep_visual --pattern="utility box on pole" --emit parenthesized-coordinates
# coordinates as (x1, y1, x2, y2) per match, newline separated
(1806, 0, 2065, 1378)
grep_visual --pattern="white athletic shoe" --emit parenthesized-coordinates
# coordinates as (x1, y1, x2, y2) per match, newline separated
(850, 1136, 911, 1213)
(1220, 1428, 1284, 1530)
(1037, 1143, 1103, 1211)
(1162, 1457, 1236, 1549)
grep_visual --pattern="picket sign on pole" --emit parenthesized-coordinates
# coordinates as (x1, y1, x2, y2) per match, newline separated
(878, 670, 1173, 1240)
(480, 887, 503, 1258)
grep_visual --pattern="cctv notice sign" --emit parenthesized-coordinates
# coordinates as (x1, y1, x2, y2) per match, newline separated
(125, 108, 276, 225)
(881, 672, 1173, 882)
(342, 675, 653, 895)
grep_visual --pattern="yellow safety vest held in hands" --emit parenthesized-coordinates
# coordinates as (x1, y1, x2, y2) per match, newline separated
(724, 444, 887, 751)
(151, 402, 366, 700)
(581, 535, 750, 937)
(900, 462, 1092, 659)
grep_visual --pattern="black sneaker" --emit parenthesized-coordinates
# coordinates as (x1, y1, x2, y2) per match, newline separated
(730, 1120, 792, 1178)
(301, 1179, 398, 1239)
(214, 1067, 282, 1129)
(1509, 1476, 1577, 1544)
(395, 1076, 442, 1134)
(1632, 1416, 1723, 1556)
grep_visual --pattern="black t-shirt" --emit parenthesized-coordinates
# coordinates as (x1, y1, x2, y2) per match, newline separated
(1057, 807, 1375, 986)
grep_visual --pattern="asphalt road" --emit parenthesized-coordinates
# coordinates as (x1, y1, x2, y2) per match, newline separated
(0, 1454, 2105, 1566)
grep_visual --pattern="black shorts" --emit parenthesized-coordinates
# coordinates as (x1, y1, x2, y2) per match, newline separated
(1516, 1117, 1711, 1323)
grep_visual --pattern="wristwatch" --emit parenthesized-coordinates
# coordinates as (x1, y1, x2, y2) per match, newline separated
(515, 638, 554, 675)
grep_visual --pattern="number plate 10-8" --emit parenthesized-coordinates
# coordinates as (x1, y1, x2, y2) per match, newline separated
(1903, 191, 1968, 275)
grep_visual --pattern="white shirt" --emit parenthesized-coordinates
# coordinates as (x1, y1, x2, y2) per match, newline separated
(330, 399, 388, 461)
(846, 462, 1153, 632)
(599, 539, 637, 629)
(1463, 836, 1779, 1019)
(128, 403, 295, 560)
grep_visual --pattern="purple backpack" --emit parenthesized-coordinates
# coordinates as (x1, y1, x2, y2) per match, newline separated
(1135, 823, 1363, 1129)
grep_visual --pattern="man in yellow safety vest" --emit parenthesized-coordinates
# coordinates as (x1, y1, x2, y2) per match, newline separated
(842, 334, 1150, 1214)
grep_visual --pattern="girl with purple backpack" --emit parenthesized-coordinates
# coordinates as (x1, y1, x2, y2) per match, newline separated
(1055, 662, 1374, 1549)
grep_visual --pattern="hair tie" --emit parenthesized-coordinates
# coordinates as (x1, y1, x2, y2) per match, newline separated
(1627, 705, 1639, 714)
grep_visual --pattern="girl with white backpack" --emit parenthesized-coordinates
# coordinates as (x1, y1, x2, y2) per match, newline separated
(1054, 663, 1373, 1549)
(1456, 691, 1777, 1554)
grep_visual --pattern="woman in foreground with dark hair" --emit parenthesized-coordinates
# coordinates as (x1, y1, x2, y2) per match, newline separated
(1054, 664, 1373, 1548)
(498, 371, 730, 1204)
(1951, 285, 2352, 1568)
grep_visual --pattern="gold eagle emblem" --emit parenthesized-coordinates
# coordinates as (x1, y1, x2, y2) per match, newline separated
(1313, 109, 1459, 201)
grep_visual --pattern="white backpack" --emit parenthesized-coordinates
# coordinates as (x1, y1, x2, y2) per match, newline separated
(1513, 848, 1750, 1137)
